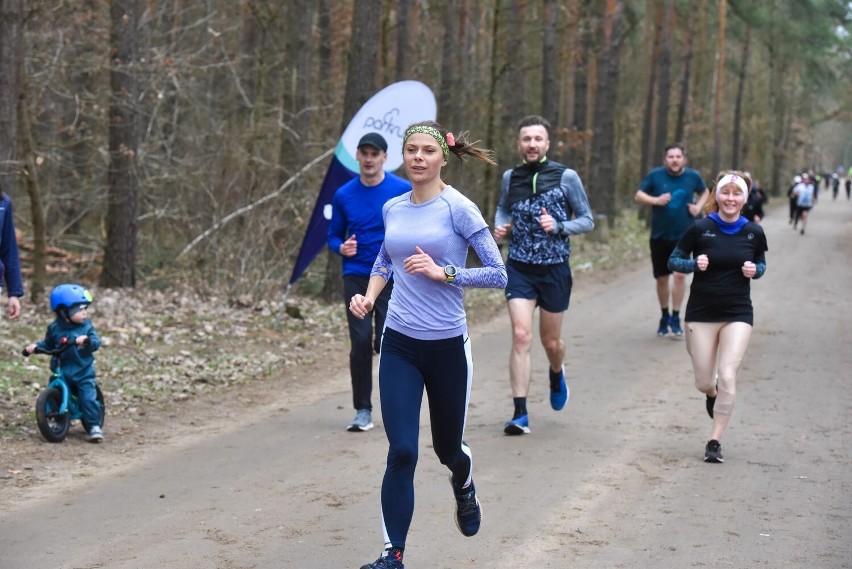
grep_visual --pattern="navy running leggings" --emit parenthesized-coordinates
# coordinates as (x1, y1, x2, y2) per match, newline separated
(378, 327, 474, 549)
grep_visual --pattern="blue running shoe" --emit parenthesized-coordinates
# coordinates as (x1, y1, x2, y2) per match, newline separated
(549, 365, 569, 410)
(503, 414, 530, 435)
(360, 550, 404, 569)
(657, 316, 671, 337)
(669, 314, 684, 337)
(450, 476, 482, 537)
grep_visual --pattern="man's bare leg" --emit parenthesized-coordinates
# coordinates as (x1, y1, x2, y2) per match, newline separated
(507, 298, 537, 397)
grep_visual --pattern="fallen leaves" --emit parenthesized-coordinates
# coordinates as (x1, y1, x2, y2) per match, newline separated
(1, 284, 347, 443)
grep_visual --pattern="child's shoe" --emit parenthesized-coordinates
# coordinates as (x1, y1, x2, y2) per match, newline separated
(87, 425, 103, 443)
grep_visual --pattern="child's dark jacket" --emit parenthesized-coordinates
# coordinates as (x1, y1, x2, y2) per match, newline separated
(36, 318, 101, 382)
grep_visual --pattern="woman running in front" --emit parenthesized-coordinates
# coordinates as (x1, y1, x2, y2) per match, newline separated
(668, 171, 768, 463)
(350, 121, 507, 569)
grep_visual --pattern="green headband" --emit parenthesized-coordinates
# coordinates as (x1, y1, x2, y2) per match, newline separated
(403, 125, 449, 159)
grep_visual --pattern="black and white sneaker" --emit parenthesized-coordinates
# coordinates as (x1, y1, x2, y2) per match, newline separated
(360, 550, 404, 569)
(704, 439, 724, 463)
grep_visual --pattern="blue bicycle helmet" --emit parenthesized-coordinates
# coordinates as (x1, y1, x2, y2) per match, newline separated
(50, 284, 94, 314)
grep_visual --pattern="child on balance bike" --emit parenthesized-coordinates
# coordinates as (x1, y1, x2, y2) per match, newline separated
(25, 284, 103, 442)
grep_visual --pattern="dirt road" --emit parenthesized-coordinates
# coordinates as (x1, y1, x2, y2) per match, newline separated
(2, 198, 850, 569)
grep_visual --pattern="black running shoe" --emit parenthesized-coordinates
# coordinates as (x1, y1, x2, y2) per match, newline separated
(706, 394, 716, 418)
(360, 551, 404, 569)
(450, 476, 482, 537)
(704, 439, 724, 463)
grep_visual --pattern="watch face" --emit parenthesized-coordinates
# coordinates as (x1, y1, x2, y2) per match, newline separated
(445, 265, 457, 277)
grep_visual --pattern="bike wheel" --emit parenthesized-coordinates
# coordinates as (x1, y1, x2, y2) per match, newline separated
(36, 387, 70, 443)
(82, 385, 106, 431)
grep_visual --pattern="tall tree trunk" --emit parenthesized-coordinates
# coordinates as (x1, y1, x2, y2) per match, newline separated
(240, 1, 261, 109)
(279, 0, 315, 178)
(440, 0, 460, 125)
(317, 0, 332, 106)
(395, 0, 411, 81)
(58, 3, 98, 237)
(711, 0, 727, 176)
(101, 0, 141, 288)
(731, 25, 751, 169)
(685, 0, 709, 149)
(767, 0, 789, 196)
(502, 0, 526, 127)
(483, 0, 504, 224)
(294, 3, 315, 162)
(340, 1, 380, 128)
(0, 0, 24, 188)
(589, 0, 624, 227)
(653, 0, 675, 160)
(640, 1, 664, 178)
(541, 0, 559, 125)
(19, 93, 46, 299)
(674, 3, 694, 144)
(236, 1, 269, 203)
(321, 0, 380, 302)
(568, 1, 594, 176)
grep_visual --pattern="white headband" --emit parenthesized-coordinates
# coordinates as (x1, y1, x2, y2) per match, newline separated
(715, 173, 749, 196)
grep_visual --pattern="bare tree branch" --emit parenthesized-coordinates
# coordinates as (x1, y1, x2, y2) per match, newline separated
(177, 146, 333, 259)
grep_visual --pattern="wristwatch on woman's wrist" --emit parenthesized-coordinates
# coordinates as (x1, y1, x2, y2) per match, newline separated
(444, 265, 457, 284)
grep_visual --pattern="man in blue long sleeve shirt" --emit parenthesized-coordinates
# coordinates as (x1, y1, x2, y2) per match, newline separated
(327, 132, 410, 432)
(0, 189, 24, 320)
(493, 115, 594, 435)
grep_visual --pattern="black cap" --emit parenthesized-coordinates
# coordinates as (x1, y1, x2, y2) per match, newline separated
(357, 132, 388, 152)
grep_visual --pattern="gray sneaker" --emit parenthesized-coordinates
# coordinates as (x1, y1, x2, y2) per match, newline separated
(87, 425, 103, 443)
(347, 409, 374, 432)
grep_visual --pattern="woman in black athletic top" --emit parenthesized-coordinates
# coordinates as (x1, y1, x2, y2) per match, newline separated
(668, 171, 768, 463)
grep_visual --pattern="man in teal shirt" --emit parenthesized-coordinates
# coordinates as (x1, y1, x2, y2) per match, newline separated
(635, 144, 708, 338)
